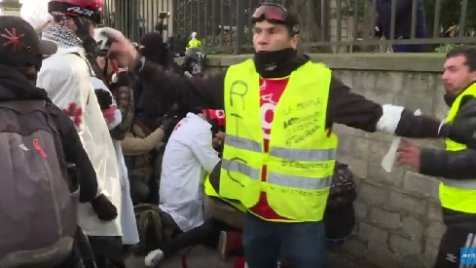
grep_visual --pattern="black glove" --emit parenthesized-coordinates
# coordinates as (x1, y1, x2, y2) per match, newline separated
(91, 194, 118, 221)
(95, 89, 113, 110)
(448, 98, 476, 149)
(160, 115, 180, 139)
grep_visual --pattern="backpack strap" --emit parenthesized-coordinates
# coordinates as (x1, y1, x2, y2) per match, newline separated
(0, 100, 47, 113)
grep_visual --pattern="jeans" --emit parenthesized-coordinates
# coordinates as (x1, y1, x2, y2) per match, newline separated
(327, 236, 349, 249)
(243, 213, 329, 268)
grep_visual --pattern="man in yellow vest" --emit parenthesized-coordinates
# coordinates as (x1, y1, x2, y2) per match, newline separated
(187, 31, 202, 49)
(398, 46, 476, 268)
(103, 3, 466, 267)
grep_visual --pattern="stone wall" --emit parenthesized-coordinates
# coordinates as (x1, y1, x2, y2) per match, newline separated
(204, 53, 448, 267)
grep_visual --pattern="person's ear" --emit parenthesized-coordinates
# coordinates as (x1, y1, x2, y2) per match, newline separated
(290, 34, 299, 50)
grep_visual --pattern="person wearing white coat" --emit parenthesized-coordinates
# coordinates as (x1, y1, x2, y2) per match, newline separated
(90, 63, 140, 247)
(145, 110, 225, 266)
(35, 1, 125, 266)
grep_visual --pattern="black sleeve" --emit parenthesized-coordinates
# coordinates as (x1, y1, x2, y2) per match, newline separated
(328, 75, 442, 137)
(395, 109, 443, 138)
(327, 76, 383, 132)
(47, 102, 98, 202)
(420, 148, 476, 179)
(139, 59, 225, 109)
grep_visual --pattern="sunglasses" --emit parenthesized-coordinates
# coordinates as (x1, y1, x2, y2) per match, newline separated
(251, 3, 288, 23)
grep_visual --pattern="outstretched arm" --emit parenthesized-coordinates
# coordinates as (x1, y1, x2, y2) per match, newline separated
(328, 76, 444, 138)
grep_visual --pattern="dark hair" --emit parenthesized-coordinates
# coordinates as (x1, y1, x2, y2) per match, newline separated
(446, 46, 476, 72)
(191, 107, 225, 134)
(139, 32, 181, 74)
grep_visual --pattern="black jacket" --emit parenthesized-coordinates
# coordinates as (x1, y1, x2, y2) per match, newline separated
(446, 97, 476, 149)
(0, 65, 97, 202)
(137, 54, 443, 137)
(419, 95, 476, 229)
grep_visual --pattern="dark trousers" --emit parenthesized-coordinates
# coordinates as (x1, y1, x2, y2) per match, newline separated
(88, 236, 125, 268)
(159, 212, 226, 258)
(55, 228, 96, 268)
(434, 225, 476, 268)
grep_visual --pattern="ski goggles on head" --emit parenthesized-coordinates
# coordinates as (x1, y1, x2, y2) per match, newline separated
(251, 3, 288, 23)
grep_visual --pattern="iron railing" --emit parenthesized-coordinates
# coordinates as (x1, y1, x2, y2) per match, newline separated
(102, 0, 173, 42)
(103, 0, 476, 54)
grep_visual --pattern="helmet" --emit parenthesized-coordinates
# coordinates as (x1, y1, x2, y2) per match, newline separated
(190, 32, 197, 39)
(93, 27, 109, 51)
(48, 0, 104, 24)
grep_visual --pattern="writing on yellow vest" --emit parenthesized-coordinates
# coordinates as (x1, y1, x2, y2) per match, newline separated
(220, 59, 338, 222)
(441, 83, 476, 214)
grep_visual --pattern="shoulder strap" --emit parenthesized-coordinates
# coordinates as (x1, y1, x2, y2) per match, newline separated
(0, 100, 47, 113)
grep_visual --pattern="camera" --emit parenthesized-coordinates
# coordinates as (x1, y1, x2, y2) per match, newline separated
(159, 12, 170, 20)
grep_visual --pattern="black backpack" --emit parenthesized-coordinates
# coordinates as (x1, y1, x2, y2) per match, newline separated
(327, 162, 357, 209)
(0, 100, 78, 268)
(133, 204, 164, 253)
(324, 162, 357, 241)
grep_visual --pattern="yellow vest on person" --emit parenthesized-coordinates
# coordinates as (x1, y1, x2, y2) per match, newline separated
(204, 175, 247, 212)
(220, 59, 338, 222)
(440, 83, 476, 214)
(187, 38, 201, 48)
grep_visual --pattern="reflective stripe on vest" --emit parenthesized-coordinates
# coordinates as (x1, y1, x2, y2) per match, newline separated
(225, 134, 262, 152)
(440, 179, 476, 190)
(225, 134, 337, 161)
(268, 173, 332, 190)
(222, 159, 260, 181)
(270, 147, 337, 161)
(220, 59, 337, 221)
(440, 83, 476, 214)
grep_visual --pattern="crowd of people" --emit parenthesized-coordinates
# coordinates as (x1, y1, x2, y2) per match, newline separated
(1, 1, 476, 268)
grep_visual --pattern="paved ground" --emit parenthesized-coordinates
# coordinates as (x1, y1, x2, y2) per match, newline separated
(125, 246, 372, 268)
(126, 246, 233, 268)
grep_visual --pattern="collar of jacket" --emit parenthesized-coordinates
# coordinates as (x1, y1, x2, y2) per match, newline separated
(0, 65, 48, 102)
(444, 80, 476, 107)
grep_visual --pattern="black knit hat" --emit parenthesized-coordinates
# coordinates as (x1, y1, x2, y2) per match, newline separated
(0, 16, 57, 68)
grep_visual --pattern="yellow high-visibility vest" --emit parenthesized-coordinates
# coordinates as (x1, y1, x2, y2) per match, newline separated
(440, 83, 476, 214)
(220, 59, 338, 222)
(204, 174, 247, 212)
(187, 38, 201, 48)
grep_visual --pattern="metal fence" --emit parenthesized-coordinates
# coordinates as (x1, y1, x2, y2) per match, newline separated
(103, 0, 476, 54)
(102, 0, 173, 42)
